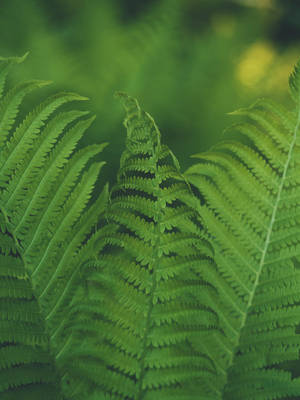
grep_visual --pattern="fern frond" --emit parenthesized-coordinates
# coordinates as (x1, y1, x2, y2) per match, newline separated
(185, 59, 300, 399)
(0, 207, 62, 399)
(66, 93, 219, 399)
(0, 55, 108, 398)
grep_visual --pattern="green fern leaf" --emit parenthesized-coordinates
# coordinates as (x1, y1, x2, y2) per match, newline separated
(0, 55, 108, 398)
(65, 92, 218, 399)
(185, 60, 300, 399)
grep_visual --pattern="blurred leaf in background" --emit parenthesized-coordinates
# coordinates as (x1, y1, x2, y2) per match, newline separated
(0, 0, 299, 189)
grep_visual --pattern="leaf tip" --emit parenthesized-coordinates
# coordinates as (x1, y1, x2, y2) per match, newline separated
(289, 58, 300, 104)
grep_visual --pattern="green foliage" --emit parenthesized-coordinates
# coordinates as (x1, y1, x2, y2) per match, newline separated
(0, 208, 60, 400)
(0, 55, 108, 399)
(2, 53, 300, 400)
(185, 58, 300, 398)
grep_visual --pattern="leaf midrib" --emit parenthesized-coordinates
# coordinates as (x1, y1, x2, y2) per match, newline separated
(135, 149, 162, 400)
(227, 103, 300, 371)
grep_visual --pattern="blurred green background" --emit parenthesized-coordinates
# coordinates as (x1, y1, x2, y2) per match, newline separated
(0, 0, 299, 189)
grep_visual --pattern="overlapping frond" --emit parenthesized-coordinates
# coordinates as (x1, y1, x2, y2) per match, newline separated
(0, 55, 108, 398)
(0, 207, 61, 399)
(65, 93, 218, 400)
(185, 61, 300, 399)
